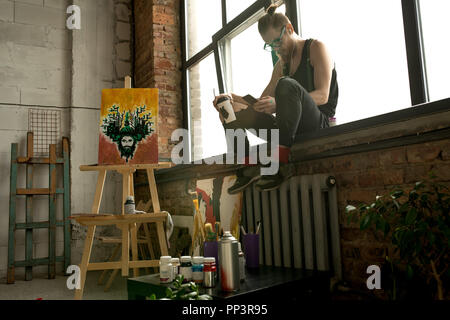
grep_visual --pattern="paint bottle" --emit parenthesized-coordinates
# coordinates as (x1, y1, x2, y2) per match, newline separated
(192, 256, 204, 285)
(171, 257, 180, 280)
(329, 117, 337, 127)
(203, 257, 217, 288)
(159, 256, 173, 284)
(180, 256, 193, 283)
(124, 196, 135, 214)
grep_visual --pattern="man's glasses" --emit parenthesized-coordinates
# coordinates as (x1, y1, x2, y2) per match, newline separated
(263, 26, 286, 52)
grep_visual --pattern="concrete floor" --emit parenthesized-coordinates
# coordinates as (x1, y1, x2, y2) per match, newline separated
(0, 271, 131, 300)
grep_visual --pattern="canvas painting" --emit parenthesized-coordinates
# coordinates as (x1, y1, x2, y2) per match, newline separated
(98, 88, 158, 165)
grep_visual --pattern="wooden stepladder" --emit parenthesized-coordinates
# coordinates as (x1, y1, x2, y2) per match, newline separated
(8, 132, 71, 283)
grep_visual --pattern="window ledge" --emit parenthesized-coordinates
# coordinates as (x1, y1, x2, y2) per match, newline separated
(155, 98, 450, 183)
(291, 98, 450, 161)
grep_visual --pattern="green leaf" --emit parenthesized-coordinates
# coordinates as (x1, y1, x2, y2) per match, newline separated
(165, 287, 174, 298)
(146, 294, 157, 300)
(406, 264, 414, 280)
(345, 205, 356, 213)
(391, 190, 404, 199)
(405, 209, 417, 225)
(360, 214, 371, 230)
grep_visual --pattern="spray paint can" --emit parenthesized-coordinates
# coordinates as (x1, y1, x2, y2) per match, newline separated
(218, 231, 240, 292)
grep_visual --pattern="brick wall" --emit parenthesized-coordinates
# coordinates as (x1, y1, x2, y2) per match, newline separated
(134, 0, 183, 159)
(295, 139, 450, 294)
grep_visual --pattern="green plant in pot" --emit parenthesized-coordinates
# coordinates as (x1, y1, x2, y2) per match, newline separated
(147, 275, 212, 300)
(346, 178, 449, 300)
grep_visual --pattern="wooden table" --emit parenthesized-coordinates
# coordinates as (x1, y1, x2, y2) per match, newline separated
(127, 266, 331, 301)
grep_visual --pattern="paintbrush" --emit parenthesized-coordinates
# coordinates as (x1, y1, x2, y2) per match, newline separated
(205, 223, 216, 241)
(256, 221, 261, 235)
(215, 222, 220, 240)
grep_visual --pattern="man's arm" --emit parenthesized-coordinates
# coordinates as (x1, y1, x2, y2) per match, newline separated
(309, 40, 334, 106)
(261, 60, 283, 98)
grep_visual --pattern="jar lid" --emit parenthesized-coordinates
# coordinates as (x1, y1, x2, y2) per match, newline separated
(160, 256, 172, 263)
(204, 257, 215, 263)
(192, 256, 204, 264)
(180, 256, 192, 262)
(216, 96, 230, 104)
(170, 257, 179, 262)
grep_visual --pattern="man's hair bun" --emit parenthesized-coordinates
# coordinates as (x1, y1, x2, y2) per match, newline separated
(266, 4, 278, 15)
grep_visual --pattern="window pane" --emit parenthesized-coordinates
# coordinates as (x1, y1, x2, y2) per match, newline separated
(419, 0, 450, 102)
(228, 23, 273, 97)
(188, 54, 226, 161)
(299, 0, 410, 124)
(186, 0, 222, 59)
(226, 0, 256, 22)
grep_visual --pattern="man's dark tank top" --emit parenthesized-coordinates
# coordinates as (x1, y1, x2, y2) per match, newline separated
(283, 39, 338, 119)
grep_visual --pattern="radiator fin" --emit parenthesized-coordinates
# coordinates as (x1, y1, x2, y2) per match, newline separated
(242, 174, 342, 280)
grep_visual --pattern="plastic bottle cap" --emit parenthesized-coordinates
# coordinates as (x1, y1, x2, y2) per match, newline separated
(171, 258, 179, 263)
(204, 257, 215, 263)
(160, 256, 172, 263)
(193, 256, 204, 264)
(180, 256, 192, 262)
(217, 96, 229, 104)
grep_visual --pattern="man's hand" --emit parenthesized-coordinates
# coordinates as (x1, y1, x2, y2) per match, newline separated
(212, 93, 249, 113)
(212, 93, 233, 112)
(253, 96, 276, 114)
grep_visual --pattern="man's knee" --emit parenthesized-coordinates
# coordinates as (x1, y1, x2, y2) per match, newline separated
(275, 76, 300, 98)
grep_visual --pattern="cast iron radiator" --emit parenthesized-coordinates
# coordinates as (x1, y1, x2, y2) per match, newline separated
(242, 174, 342, 280)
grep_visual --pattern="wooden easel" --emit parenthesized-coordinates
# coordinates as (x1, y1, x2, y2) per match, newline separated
(71, 76, 172, 300)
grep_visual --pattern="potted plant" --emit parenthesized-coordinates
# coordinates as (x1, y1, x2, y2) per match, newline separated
(346, 178, 449, 300)
(147, 275, 212, 300)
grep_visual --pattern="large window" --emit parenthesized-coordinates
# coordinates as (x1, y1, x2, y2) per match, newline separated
(419, 0, 450, 102)
(187, 54, 223, 161)
(298, 0, 410, 124)
(183, 0, 450, 162)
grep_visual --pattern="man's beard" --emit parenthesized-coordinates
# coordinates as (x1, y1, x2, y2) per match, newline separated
(118, 143, 137, 162)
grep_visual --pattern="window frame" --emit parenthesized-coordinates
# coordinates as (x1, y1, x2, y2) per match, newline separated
(181, 0, 449, 162)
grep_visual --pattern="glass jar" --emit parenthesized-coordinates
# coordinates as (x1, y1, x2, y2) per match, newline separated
(180, 256, 193, 283)
(159, 256, 173, 284)
(192, 256, 204, 284)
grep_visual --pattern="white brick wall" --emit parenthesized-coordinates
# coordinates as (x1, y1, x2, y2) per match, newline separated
(0, 1, 14, 23)
(0, 0, 133, 281)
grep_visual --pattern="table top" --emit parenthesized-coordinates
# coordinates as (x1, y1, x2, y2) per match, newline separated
(128, 265, 330, 300)
(69, 212, 168, 226)
(79, 163, 173, 171)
